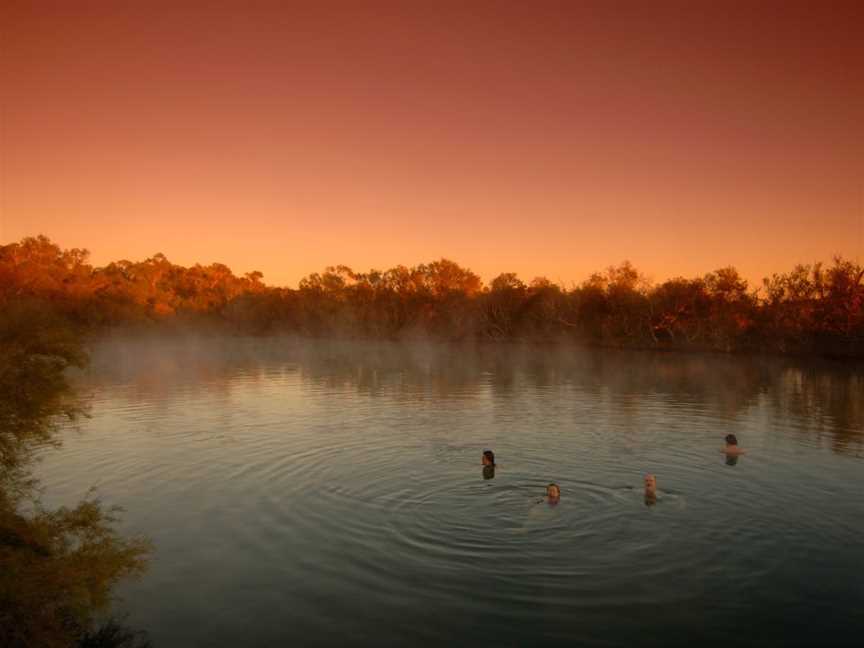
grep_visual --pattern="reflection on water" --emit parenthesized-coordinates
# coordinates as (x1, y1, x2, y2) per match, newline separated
(0, 323, 150, 648)
(75, 337, 864, 459)
(36, 336, 864, 647)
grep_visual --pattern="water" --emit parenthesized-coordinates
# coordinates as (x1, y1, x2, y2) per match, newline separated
(37, 337, 864, 647)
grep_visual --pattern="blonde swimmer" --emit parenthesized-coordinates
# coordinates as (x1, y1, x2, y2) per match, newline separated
(644, 474, 657, 506)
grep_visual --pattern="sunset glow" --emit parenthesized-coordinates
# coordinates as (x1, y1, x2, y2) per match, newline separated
(2, 1, 862, 286)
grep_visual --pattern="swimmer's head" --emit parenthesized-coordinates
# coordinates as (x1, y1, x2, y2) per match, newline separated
(546, 483, 561, 500)
(644, 474, 657, 495)
(725, 434, 738, 446)
(482, 450, 495, 466)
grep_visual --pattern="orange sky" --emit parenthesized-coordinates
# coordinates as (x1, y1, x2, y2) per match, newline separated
(2, 1, 863, 288)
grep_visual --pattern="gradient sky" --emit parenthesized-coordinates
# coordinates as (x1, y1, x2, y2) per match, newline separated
(2, 1, 863, 287)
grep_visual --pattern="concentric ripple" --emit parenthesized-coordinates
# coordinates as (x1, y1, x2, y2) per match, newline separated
(33, 338, 864, 647)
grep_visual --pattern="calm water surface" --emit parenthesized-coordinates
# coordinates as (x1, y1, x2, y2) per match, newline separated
(38, 337, 864, 647)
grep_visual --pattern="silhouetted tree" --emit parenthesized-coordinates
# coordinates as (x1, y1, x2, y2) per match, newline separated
(3, 235, 863, 356)
(0, 301, 151, 647)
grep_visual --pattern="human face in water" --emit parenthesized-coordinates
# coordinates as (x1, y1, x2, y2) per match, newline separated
(547, 484, 561, 500)
(644, 474, 657, 495)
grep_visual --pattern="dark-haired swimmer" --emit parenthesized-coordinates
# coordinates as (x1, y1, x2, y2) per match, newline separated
(481, 450, 496, 479)
(723, 434, 745, 456)
(546, 483, 561, 505)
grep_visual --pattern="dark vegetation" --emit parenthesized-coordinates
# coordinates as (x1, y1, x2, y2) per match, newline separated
(0, 236, 861, 645)
(0, 299, 151, 647)
(3, 235, 862, 357)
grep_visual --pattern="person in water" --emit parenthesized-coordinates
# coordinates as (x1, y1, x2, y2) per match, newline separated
(644, 473, 658, 506)
(723, 434, 745, 456)
(481, 449, 496, 479)
(546, 483, 561, 505)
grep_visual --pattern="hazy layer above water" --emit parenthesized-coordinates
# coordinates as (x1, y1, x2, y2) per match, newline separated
(78, 335, 864, 458)
(38, 336, 864, 647)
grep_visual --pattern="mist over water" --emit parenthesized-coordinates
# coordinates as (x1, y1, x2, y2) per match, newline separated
(37, 336, 864, 647)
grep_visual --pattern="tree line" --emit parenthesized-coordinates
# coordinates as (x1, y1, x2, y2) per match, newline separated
(2, 235, 863, 357)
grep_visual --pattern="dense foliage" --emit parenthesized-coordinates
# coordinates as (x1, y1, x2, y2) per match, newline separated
(0, 299, 151, 647)
(2, 235, 863, 356)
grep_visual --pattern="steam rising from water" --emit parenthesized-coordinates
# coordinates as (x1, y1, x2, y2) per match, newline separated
(40, 336, 864, 646)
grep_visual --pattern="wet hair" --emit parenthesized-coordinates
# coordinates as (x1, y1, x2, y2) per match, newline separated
(482, 450, 495, 465)
(725, 434, 738, 446)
